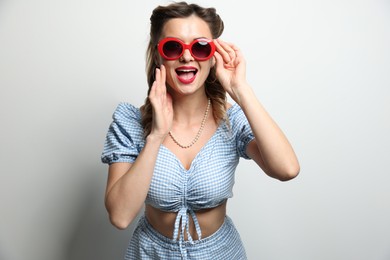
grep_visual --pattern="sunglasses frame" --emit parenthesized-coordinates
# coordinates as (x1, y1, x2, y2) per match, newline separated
(157, 37, 216, 61)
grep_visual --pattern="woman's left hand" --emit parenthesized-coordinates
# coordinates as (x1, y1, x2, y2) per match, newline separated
(213, 39, 249, 104)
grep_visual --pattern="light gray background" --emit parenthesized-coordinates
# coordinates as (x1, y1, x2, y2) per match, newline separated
(1, 0, 389, 259)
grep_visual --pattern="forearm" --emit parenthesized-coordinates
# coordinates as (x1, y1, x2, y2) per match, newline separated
(236, 84, 300, 180)
(105, 135, 163, 229)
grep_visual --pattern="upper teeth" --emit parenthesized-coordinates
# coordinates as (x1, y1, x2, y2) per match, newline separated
(178, 69, 195, 72)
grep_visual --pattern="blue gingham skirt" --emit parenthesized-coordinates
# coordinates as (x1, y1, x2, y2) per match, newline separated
(124, 215, 247, 260)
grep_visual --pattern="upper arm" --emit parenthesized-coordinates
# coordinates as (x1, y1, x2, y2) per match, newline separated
(105, 162, 133, 199)
(245, 138, 267, 173)
(246, 138, 300, 181)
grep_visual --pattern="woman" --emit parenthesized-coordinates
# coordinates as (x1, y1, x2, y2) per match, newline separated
(101, 2, 299, 259)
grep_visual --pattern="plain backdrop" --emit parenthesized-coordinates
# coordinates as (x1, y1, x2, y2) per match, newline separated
(1, 0, 389, 259)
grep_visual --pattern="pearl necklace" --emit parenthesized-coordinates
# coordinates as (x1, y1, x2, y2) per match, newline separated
(169, 98, 211, 149)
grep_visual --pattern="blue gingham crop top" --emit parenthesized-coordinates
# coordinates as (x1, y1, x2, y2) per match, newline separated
(101, 102, 254, 243)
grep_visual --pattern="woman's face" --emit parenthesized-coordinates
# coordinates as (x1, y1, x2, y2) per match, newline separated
(160, 15, 215, 97)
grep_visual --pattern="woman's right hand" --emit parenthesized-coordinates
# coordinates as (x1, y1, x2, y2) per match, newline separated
(148, 65, 173, 141)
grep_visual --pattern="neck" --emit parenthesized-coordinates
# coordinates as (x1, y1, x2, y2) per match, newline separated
(172, 95, 210, 125)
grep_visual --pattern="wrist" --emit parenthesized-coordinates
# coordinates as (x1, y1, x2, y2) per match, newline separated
(232, 82, 255, 106)
(146, 133, 166, 145)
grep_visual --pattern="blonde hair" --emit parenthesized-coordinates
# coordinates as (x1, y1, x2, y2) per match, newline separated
(141, 2, 227, 137)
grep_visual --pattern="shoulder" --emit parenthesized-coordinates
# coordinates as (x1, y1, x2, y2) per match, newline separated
(101, 103, 144, 164)
(111, 103, 144, 137)
(112, 102, 142, 122)
(225, 102, 252, 136)
(226, 102, 233, 110)
(226, 102, 244, 121)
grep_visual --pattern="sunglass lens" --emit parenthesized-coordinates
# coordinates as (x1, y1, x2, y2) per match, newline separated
(192, 41, 211, 59)
(163, 41, 182, 59)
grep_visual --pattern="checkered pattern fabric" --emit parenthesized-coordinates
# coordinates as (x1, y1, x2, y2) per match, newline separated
(101, 102, 254, 259)
(125, 215, 247, 260)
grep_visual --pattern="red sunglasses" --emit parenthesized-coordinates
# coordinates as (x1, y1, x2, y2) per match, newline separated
(158, 37, 216, 61)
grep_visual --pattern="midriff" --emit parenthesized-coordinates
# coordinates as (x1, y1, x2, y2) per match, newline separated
(145, 201, 227, 241)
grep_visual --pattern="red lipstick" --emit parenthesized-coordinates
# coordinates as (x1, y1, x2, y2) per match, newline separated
(175, 66, 198, 84)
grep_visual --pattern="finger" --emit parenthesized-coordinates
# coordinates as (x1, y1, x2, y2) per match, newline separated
(155, 67, 161, 83)
(220, 40, 236, 61)
(230, 44, 244, 64)
(160, 64, 166, 95)
(214, 39, 232, 64)
(150, 67, 161, 100)
(216, 39, 236, 64)
(213, 51, 225, 73)
(155, 67, 164, 97)
(149, 80, 157, 99)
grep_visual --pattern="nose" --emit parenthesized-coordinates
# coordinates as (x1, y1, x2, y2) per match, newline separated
(180, 49, 194, 62)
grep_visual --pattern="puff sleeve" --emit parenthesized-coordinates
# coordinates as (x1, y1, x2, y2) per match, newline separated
(229, 103, 255, 159)
(101, 103, 145, 164)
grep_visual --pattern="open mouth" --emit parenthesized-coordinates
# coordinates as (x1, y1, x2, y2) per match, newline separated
(176, 68, 198, 81)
